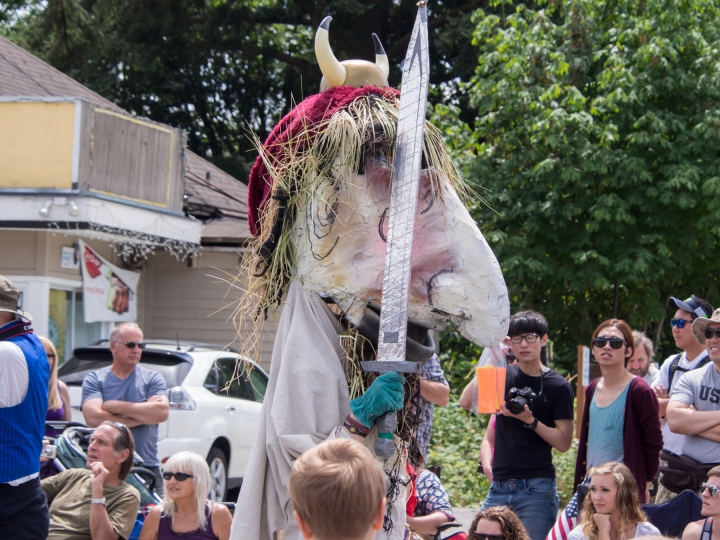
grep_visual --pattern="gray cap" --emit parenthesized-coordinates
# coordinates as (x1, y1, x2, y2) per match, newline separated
(0, 275, 33, 322)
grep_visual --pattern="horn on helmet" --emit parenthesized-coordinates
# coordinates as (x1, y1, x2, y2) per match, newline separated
(372, 34, 390, 79)
(315, 16, 346, 87)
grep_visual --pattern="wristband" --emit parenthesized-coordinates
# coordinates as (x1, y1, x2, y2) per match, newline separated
(344, 415, 370, 437)
(91, 498, 106, 505)
(524, 418, 539, 431)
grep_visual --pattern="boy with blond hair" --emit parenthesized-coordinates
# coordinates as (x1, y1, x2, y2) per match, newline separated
(288, 439, 386, 540)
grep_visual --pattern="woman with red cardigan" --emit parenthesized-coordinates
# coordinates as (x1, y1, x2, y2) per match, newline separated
(574, 319, 663, 503)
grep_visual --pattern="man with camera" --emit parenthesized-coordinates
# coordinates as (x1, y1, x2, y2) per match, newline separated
(666, 309, 720, 492)
(475, 311, 574, 540)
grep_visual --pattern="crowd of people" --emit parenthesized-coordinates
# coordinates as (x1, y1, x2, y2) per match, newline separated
(4, 262, 720, 540)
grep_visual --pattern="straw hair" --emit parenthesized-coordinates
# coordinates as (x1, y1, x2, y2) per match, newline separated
(39, 336, 62, 411)
(467, 506, 530, 540)
(161, 451, 213, 531)
(288, 439, 385, 540)
(580, 462, 647, 540)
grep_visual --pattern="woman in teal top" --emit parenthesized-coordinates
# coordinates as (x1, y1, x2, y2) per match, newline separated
(574, 319, 663, 503)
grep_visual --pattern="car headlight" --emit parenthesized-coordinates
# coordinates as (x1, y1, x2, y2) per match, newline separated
(168, 386, 196, 410)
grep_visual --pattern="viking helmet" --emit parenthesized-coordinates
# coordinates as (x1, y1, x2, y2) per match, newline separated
(315, 16, 390, 91)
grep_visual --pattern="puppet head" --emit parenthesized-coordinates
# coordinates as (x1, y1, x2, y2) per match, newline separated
(242, 86, 508, 356)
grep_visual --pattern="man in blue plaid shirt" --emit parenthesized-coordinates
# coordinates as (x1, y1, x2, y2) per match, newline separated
(416, 354, 450, 457)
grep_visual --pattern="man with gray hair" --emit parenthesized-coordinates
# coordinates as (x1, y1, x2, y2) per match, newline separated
(629, 331, 660, 387)
(81, 323, 168, 492)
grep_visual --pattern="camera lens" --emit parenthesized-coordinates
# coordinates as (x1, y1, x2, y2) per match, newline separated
(507, 396, 527, 415)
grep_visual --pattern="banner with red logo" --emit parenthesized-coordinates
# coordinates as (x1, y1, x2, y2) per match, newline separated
(78, 240, 140, 323)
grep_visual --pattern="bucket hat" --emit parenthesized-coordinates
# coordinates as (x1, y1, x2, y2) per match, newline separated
(0, 275, 33, 321)
(692, 308, 720, 344)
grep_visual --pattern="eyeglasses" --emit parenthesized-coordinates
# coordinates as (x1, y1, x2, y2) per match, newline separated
(509, 334, 540, 344)
(705, 328, 720, 340)
(163, 472, 194, 482)
(113, 341, 146, 349)
(592, 337, 627, 350)
(702, 483, 720, 497)
(671, 318, 693, 329)
(473, 533, 504, 540)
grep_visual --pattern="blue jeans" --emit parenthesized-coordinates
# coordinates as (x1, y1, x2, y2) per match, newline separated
(481, 478, 560, 540)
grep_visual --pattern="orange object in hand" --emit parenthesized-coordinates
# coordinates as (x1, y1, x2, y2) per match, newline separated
(476, 366, 506, 413)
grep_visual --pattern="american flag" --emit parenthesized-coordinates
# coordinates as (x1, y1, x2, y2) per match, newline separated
(546, 490, 580, 540)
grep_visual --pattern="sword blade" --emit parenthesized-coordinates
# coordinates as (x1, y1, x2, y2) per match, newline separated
(363, 3, 430, 373)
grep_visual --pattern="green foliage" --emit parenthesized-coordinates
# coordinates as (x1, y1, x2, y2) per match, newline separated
(453, 0, 720, 372)
(427, 402, 490, 508)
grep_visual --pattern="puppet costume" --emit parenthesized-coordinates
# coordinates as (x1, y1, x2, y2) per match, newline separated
(231, 15, 509, 540)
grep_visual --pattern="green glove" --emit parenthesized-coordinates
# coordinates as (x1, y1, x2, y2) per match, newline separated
(350, 372, 405, 428)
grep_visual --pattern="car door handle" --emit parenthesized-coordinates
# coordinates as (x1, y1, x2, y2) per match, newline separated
(225, 405, 235, 411)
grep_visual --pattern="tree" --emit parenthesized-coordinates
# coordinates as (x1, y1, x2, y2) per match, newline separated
(451, 0, 720, 371)
(3, 0, 485, 179)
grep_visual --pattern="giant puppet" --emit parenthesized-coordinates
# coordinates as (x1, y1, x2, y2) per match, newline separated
(231, 5, 509, 540)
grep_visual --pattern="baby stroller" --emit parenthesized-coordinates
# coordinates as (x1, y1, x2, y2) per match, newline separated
(46, 422, 163, 539)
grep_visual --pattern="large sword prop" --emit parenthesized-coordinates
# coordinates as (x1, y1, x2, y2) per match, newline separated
(361, 0, 430, 376)
(361, 1, 430, 457)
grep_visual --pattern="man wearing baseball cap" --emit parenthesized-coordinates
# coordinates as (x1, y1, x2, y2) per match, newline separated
(667, 309, 720, 479)
(0, 275, 50, 539)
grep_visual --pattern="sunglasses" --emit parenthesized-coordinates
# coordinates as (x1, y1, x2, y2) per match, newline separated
(47, 353, 56, 359)
(473, 534, 504, 540)
(671, 318, 693, 329)
(592, 337, 627, 350)
(705, 328, 720, 340)
(702, 483, 720, 497)
(114, 341, 146, 349)
(163, 472, 194, 482)
(509, 334, 540, 344)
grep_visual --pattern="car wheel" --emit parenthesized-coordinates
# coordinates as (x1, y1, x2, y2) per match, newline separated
(206, 447, 228, 502)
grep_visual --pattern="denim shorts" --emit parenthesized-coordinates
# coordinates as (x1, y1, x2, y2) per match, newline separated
(481, 477, 560, 540)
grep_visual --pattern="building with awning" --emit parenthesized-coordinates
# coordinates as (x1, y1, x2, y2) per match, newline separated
(0, 36, 274, 368)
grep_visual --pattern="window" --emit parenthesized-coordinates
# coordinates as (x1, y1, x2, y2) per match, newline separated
(216, 358, 252, 400)
(49, 289, 103, 363)
(245, 366, 267, 403)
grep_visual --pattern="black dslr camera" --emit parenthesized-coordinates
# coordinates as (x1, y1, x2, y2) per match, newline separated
(506, 387, 537, 415)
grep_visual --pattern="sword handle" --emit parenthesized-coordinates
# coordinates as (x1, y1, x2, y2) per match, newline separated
(374, 412, 397, 458)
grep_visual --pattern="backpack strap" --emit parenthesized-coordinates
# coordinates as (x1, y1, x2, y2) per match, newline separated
(668, 353, 712, 389)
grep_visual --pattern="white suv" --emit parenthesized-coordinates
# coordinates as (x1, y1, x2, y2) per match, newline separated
(59, 340, 268, 501)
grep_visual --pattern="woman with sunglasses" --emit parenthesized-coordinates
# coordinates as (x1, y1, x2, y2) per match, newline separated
(569, 462, 660, 540)
(574, 320, 663, 503)
(139, 451, 232, 540)
(468, 506, 530, 540)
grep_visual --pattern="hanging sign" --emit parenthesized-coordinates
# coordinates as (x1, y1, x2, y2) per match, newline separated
(78, 240, 140, 323)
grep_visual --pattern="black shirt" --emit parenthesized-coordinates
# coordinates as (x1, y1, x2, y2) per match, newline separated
(492, 364, 574, 481)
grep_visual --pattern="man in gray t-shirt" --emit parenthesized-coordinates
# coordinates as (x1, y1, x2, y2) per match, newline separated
(81, 323, 168, 492)
(668, 309, 720, 465)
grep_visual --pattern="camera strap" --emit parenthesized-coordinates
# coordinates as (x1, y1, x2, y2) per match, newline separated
(0, 319, 34, 342)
